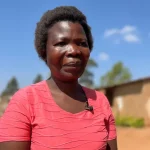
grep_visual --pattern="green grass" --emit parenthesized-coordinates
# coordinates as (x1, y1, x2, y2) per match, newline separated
(115, 116, 144, 128)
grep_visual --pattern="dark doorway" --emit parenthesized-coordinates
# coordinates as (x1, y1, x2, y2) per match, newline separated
(105, 88, 114, 106)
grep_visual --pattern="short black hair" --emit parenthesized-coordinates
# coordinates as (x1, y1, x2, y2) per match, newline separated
(34, 6, 93, 63)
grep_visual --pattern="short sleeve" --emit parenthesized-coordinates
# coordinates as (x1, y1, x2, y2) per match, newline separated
(0, 89, 31, 142)
(104, 97, 117, 140)
(106, 111, 117, 140)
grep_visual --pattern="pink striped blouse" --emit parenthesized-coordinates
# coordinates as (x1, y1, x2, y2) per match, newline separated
(0, 81, 116, 150)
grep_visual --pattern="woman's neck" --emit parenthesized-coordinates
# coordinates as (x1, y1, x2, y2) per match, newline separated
(47, 76, 81, 96)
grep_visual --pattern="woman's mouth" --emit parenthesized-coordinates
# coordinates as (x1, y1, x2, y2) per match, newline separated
(63, 62, 81, 67)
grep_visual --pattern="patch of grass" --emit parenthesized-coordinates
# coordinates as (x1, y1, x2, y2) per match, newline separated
(115, 116, 144, 128)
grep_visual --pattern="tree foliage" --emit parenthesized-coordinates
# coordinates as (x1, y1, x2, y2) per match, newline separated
(100, 62, 132, 87)
(33, 74, 43, 84)
(1, 77, 19, 97)
(79, 58, 97, 87)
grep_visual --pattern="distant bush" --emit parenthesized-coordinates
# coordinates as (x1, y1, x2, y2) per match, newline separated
(115, 116, 144, 128)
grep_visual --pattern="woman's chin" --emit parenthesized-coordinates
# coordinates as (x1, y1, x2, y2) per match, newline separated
(59, 72, 82, 82)
(51, 69, 84, 82)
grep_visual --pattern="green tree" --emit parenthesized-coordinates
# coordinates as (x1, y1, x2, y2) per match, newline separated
(33, 74, 43, 84)
(79, 58, 98, 87)
(1, 77, 19, 97)
(100, 62, 132, 87)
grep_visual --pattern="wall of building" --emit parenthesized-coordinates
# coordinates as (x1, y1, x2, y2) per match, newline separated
(0, 96, 11, 116)
(142, 80, 150, 125)
(111, 80, 150, 125)
(0, 100, 9, 116)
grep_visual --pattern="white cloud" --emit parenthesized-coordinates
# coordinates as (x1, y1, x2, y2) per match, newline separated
(124, 34, 140, 43)
(104, 25, 140, 43)
(120, 25, 136, 34)
(99, 52, 109, 61)
(104, 29, 119, 37)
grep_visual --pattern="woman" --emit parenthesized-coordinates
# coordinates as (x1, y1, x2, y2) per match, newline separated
(0, 6, 117, 150)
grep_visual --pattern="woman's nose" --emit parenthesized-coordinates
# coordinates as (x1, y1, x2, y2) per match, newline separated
(66, 45, 81, 57)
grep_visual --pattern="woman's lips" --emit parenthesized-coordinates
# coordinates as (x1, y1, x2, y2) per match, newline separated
(63, 62, 81, 67)
(63, 62, 82, 72)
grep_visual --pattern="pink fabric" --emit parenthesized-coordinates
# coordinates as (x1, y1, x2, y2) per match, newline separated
(0, 81, 116, 150)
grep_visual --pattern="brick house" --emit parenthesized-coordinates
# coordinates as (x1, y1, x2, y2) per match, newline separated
(97, 77, 150, 126)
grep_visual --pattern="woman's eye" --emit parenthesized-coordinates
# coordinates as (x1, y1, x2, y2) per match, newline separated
(79, 42, 88, 47)
(55, 42, 66, 46)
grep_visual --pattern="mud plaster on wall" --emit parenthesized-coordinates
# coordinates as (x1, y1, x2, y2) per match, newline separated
(116, 96, 123, 111)
(146, 98, 150, 118)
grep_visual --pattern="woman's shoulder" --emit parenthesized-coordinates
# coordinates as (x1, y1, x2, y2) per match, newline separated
(82, 86, 107, 98)
(22, 80, 46, 92)
(12, 80, 45, 94)
(82, 86, 110, 106)
(10, 80, 47, 104)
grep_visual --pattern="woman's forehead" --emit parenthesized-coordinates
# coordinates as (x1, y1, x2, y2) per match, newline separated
(48, 21, 87, 40)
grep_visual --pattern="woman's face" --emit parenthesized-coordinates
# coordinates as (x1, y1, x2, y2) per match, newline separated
(46, 21, 90, 82)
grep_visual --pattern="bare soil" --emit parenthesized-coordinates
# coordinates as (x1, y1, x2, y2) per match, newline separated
(117, 127, 150, 150)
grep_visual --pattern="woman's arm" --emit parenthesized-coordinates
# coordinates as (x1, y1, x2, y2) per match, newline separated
(0, 89, 31, 149)
(107, 139, 118, 150)
(101, 94, 118, 150)
(0, 141, 30, 150)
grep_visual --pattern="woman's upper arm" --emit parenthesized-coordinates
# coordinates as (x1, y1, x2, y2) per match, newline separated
(0, 89, 31, 149)
(107, 139, 118, 150)
(0, 141, 30, 150)
(103, 95, 118, 149)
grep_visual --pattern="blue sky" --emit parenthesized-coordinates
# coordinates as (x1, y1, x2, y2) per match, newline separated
(0, 0, 150, 92)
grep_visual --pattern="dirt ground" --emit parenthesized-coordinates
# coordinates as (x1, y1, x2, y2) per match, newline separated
(117, 127, 150, 150)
